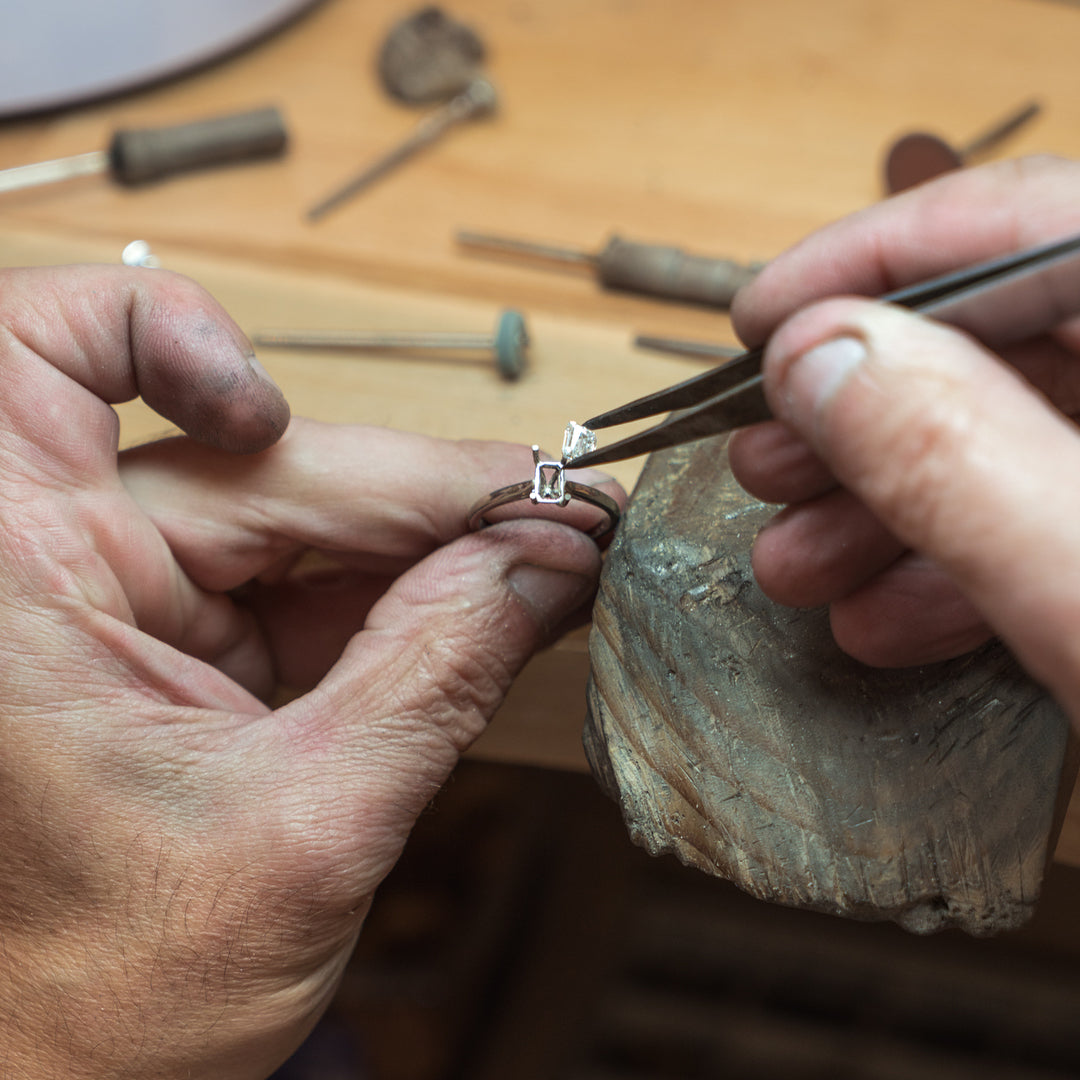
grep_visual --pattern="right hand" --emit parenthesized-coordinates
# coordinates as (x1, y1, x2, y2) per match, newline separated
(727, 155, 1080, 720)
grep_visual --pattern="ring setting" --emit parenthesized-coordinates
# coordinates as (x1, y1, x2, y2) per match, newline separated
(467, 422, 620, 542)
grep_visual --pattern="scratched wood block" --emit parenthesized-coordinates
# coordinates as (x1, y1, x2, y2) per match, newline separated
(584, 436, 1075, 934)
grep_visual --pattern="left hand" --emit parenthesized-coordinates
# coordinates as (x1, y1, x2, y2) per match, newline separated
(0, 264, 621, 1079)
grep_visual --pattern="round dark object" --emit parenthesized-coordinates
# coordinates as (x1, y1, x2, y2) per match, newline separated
(884, 132, 964, 194)
(377, 6, 486, 104)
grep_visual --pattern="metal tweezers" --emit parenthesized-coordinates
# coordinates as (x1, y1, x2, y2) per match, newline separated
(569, 231, 1080, 470)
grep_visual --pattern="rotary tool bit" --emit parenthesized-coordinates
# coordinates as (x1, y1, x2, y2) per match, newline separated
(456, 228, 762, 308)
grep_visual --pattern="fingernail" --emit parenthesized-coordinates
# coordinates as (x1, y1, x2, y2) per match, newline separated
(508, 564, 595, 625)
(782, 334, 867, 421)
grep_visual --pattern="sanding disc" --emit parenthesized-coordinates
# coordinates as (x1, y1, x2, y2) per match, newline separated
(376, 6, 486, 104)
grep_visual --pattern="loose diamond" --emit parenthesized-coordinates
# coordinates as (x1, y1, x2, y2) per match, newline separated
(561, 421, 597, 463)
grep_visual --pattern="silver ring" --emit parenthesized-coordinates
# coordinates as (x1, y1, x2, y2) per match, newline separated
(467, 445, 620, 542)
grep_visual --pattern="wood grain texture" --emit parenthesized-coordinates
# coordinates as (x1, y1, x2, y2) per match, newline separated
(585, 437, 1074, 934)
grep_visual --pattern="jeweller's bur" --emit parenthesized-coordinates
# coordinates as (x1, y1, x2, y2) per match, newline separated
(883, 99, 1041, 194)
(455, 228, 760, 308)
(306, 77, 497, 221)
(254, 307, 528, 381)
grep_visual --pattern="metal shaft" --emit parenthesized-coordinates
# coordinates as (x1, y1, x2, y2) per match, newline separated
(455, 230, 597, 268)
(253, 308, 529, 382)
(253, 330, 493, 349)
(959, 99, 1042, 159)
(306, 77, 497, 222)
(0, 150, 108, 194)
(634, 335, 743, 360)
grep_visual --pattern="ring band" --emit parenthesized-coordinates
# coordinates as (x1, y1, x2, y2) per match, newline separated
(467, 479, 621, 540)
(467, 444, 620, 542)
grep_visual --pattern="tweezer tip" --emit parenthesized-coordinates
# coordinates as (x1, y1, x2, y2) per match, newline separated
(583, 408, 627, 430)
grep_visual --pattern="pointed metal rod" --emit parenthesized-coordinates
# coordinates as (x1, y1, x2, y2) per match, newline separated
(307, 78, 497, 221)
(455, 231, 598, 268)
(959, 100, 1042, 159)
(634, 334, 743, 361)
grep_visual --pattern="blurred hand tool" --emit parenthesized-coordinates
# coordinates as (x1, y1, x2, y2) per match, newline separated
(306, 76, 497, 222)
(884, 100, 1041, 193)
(456, 228, 761, 308)
(634, 334, 743, 361)
(253, 307, 528, 381)
(566, 230, 1080, 468)
(0, 106, 288, 195)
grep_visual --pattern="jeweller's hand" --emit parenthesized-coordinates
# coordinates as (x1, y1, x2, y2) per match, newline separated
(728, 156, 1080, 724)
(0, 264, 625, 1079)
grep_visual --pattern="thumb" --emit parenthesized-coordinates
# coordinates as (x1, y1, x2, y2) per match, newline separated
(764, 297, 1080, 716)
(273, 519, 601, 875)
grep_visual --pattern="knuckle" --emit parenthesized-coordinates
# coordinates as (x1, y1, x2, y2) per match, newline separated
(406, 622, 515, 748)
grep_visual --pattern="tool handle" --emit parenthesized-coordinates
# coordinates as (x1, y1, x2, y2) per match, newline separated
(596, 235, 759, 307)
(108, 107, 288, 185)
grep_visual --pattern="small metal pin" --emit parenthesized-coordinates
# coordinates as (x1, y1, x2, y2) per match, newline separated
(307, 77, 497, 221)
(253, 307, 528, 381)
(634, 334, 743, 361)
(456, 230, 599, 270)
(884, 100, 1042, 193)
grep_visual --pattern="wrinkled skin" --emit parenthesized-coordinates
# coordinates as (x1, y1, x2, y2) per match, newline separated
(0, 265, 623, 1079)
(728, 154, 1080, 722)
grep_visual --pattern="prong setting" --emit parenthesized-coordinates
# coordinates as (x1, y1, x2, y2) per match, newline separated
(530, 445, 568, 506)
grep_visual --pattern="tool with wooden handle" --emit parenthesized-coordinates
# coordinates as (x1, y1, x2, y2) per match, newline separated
(0, 106, 288, 194)
(456, 228, 762, 308)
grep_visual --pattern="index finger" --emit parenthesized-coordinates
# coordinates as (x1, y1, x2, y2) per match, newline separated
(119, 421, 625, 591)
(0, 264, 290, 456)
(732, 155, 1080, 347)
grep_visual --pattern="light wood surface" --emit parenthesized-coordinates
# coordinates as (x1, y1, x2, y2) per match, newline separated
(1, 0, 1079, 865)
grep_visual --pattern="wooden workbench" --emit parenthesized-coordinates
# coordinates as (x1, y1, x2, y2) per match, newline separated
(2, 0, 1079, 864)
